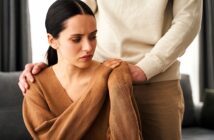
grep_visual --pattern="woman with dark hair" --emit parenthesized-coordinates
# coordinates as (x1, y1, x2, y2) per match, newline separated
(22, 0, 142, 139)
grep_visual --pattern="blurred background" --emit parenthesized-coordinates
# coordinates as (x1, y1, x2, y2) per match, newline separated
(0, 0, 214, 140)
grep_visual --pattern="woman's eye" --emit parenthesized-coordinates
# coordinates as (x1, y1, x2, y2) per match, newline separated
(89, 35, 97, 40)
(71, 37, 81, 43)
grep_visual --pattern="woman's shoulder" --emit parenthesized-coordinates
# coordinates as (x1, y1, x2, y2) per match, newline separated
(26, 67, 56, 98)
(29, 67, 55, 90)
(34, 67, 54, 80)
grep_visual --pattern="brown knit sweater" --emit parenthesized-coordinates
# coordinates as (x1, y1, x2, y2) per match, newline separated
(22, 62, 142, 140)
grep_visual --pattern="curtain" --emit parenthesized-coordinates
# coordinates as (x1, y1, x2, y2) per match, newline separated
(0, 0, 32, 72)
(199, 0, 214, 101)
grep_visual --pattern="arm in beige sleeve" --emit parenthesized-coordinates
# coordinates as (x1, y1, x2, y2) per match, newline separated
(137, 0, 203, 80)
(23, 66, 112, 140)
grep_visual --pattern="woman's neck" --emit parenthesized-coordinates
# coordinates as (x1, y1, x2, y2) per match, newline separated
(52, 61, 100, 84)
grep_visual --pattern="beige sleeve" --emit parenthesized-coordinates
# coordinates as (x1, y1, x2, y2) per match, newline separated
(137, 0, 203, 79)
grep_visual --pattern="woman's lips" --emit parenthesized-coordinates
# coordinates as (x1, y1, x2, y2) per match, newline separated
(79, 55, 93, 61)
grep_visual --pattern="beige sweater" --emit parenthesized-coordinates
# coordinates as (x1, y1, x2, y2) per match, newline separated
(23, 63, 142, 140)
(83, 0, 202, 82)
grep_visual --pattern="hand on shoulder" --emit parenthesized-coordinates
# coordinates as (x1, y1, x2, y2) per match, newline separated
(18, 62, 47, 94)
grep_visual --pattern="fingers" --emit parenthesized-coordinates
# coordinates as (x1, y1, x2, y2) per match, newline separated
(103, 58, 122, 69)
(24, 62, 47, 81)
(19, 73, 30, 88)
(127, 63, 147, 83)
(18, 81, 26, 94)
(18, 63, 35, 94)
(24, 64, 35, 82)
(18, 71, 30, 94)
(18, 62, 48, 94)
(18, 69, 30, 94)
(32, 62, 47, 74)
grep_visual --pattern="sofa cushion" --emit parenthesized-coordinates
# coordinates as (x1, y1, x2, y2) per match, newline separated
(200, 89, 214, 130)
(180, 74, 196, 127)
(0, 72, 23, 107)
(0, 72, 31, 140)
(0, 107, 31, 140)
(182, 127, 214, 140)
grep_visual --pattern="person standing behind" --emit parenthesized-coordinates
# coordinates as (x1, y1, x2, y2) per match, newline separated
(19, 0, 203, 140)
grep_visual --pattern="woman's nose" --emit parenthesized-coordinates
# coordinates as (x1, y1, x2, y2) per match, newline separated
(82, 40, 93, 52)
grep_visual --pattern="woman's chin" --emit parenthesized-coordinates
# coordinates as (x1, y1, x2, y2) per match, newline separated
(77, 61, 93, 69)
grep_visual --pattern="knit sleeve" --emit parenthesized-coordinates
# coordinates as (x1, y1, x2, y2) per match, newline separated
(137, 0, 202, 80)
(22, 66, 112, 140)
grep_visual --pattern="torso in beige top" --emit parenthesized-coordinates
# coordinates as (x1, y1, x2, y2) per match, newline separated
(84, 0, 202, 82)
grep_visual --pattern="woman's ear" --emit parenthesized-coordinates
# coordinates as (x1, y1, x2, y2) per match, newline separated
(47, 33, 58, 49)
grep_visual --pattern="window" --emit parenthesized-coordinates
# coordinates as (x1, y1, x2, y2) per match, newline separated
(179, 35, 200, 104)
(29, 0, 55, 62)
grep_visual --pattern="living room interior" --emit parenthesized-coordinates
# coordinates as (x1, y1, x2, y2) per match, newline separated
(0, 0, 214, 140)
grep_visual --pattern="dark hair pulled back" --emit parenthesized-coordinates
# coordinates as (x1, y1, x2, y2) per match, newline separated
(45, 0, 94, 66)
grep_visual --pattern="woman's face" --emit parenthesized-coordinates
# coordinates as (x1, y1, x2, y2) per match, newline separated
(51, 15, 97, 69)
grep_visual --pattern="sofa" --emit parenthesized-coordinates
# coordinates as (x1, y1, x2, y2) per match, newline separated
(181, 74, 214, 140)
(0, 72, 214, 140)
(0, 72, 31, 140)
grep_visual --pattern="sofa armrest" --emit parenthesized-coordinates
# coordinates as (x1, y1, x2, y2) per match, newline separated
(0, 72, 32, 140)
(180, 74, 197, 127)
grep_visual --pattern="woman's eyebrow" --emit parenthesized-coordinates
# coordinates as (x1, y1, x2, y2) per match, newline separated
(69, 30, 97, 37)
(89, 30, 97, 35)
